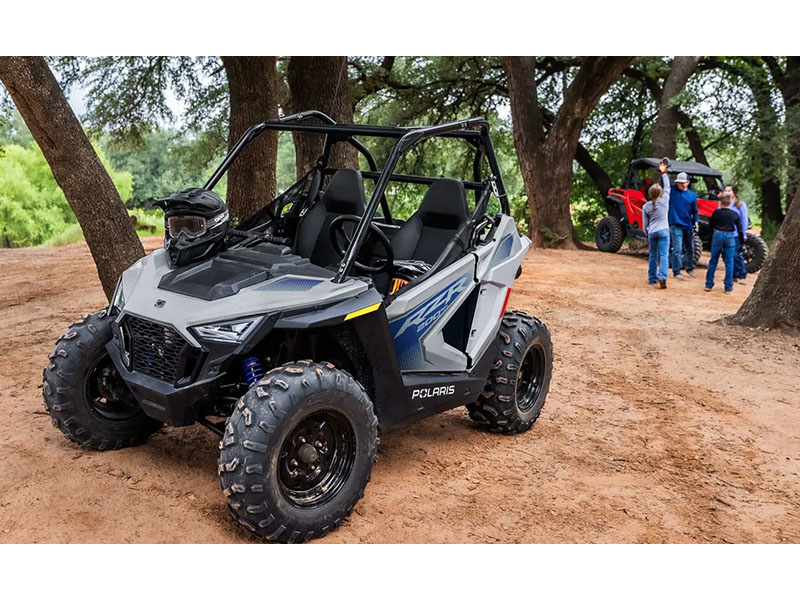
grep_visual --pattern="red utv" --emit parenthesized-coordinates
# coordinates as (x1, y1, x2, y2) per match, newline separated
(594, 158, 768, 273)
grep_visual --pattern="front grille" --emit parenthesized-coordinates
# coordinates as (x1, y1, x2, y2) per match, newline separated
(124, 316, 191, 384)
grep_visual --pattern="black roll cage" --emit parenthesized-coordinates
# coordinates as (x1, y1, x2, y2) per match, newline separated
(203, 110, 510, 283)
(625, 158, 724, 192)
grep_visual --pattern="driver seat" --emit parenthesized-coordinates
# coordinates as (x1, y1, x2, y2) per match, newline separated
(293, 169, 366, 267)
(393, 178, 470, 264)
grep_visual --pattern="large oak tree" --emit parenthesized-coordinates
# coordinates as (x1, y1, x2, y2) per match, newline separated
(729, 188, 800, 330)
(764, 56, 800, 211)
(55, 56, 279, 223)
(651, 56, 701, 159)
(0, 56, 143, 300)
(286, 56, 358, 178)
(221, 56, 279, 222)
(503, 56, 634, 248)
(702, 57, 785, 225)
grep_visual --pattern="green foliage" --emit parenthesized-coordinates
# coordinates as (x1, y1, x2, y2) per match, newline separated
(55, 56, 227, 149)
(41, 210, 164, 247)
(759, 218, 781, 244)
(41, 223, 84, 247)
(128, 208, 165, 236)
(276, 131, 297, 192)
(352, 57, 526, 223)
(0, 108, 34, 146)
(102, 129, 220, 208)
(5, 55, 798, 252)
(0, 142, 132, 247)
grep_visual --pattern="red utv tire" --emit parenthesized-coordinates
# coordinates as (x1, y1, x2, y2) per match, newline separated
(595, 217, 625, 253)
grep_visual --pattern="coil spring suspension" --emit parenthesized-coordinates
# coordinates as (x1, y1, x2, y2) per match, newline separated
(241, 356, 264, 387)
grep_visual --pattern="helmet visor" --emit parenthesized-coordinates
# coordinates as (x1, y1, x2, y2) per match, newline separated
(167, 215, 207, 240)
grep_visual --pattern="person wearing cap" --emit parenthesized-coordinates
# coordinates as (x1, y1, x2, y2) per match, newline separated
(668, 171, 698, 279)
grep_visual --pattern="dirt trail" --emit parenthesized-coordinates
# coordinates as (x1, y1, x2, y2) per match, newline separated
(1, 239, 798, 543)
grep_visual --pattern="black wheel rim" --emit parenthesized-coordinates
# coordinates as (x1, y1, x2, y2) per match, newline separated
(278, 410, 356, 509)
(84, 354, 142, 422)
(743, 241, 755, 263)
(599, 224, 611, 245)
(516, 345, 546, 413)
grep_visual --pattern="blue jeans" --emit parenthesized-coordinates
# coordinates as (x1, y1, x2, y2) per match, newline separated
(733, 238, 747, 280)
(705, 231, 736, 291)
(648, 229, 670, 284)
(670, 225, 695, 275)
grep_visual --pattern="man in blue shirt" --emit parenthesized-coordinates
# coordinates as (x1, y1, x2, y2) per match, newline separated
(668, 172, 698, 278)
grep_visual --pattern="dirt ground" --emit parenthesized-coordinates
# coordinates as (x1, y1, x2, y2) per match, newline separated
(1, 237, 798, 543)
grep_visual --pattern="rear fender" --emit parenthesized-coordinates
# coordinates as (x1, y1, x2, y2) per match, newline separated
(622, 189, 646, 233)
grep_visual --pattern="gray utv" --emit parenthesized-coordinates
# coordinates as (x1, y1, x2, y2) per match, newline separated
(43, 111, 553, 542)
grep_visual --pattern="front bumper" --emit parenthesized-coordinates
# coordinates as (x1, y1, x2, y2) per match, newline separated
(106, 339, 223, 426)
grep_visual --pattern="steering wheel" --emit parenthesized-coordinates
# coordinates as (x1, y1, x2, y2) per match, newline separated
(329, 215, 394, 274)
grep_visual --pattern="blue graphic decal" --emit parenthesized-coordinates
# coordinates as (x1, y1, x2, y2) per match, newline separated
(254, 277, 323, 293)
(389, 273, 470, 371)
(491, 235, 514, 266)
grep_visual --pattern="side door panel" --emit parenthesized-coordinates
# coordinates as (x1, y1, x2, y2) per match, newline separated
(468, 215, 531, 364)
(385, 254, 476, 372)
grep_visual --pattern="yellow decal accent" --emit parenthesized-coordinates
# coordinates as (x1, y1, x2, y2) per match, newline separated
(344, 302, 382, 321)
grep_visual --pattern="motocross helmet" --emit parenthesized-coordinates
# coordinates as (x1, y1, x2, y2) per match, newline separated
(153, 188, 230, 268)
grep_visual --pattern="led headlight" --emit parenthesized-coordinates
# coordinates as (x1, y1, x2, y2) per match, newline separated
(192, 317, 262, 344)
(110, 279, 125, 313)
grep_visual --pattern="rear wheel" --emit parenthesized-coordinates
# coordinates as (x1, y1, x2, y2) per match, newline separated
(743, 235, 768, 273)
(219, 361, 379, 543)
(42, 310, 161, 450)
(693, 235, 703, 265)
(467, 311, 553, 434)
(682, 234, 703, 266)
(595, 217, 625, 253)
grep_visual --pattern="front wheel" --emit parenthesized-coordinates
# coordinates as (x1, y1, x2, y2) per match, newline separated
(467, 311, 553, 434)
(42, 310, 161, 450)
(219, 361, 379, 543)
(595, 216, 625, 253)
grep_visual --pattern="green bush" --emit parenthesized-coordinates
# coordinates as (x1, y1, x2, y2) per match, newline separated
(572, 199, 607, 242)
(0, 142, 132, 248)
(42, 223, 84, 247)
(128, 208, 165, 237)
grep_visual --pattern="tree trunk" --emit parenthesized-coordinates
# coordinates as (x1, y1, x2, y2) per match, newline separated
(503, 56, 633, 248)
(676, 109, 719, 190)
(287, 56, 358, 178)
(222, 56, 278, 223)
(748, 65, 785, 226)
(574, 142, 613, 199)
(781, 57, 800, 211)
(0, 56, 143, 300)
(729, 188, 800, 331)
(652, 56, 701, 159)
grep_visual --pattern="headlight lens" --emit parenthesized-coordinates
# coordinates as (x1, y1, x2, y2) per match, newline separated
(110, 280, 125, 313)
(193, 317, 262, 344)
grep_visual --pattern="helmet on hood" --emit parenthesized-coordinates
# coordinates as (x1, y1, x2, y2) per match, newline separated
(153, 188, 230, 268)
